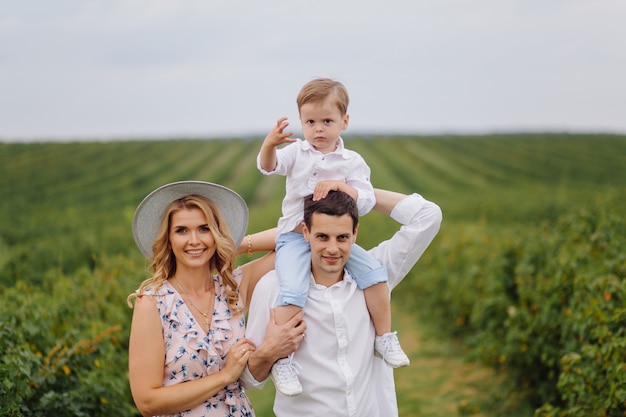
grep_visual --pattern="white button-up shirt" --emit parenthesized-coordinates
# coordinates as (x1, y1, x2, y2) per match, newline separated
(241, 193, 443, 417)
(257, 137, 376, 236)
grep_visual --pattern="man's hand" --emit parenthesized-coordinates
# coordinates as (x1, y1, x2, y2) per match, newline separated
(264, 309, 307, 358)
(247, 309, 307, 382)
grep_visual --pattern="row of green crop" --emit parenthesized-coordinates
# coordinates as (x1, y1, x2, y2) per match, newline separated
(0, 139, 258, 288)
(396, 197, 626, 416)
(0, 256, 141, 416)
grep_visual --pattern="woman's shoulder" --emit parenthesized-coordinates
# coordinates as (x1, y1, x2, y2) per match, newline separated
(140, 281, 170, 297)
(138, 282, 178, 314)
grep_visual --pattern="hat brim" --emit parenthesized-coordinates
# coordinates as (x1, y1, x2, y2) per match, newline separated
(132, 181, 248, 260)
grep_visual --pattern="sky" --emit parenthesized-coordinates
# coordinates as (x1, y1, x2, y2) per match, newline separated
(1, 0, 625, 142)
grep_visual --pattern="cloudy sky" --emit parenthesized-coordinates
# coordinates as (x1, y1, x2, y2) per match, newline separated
(2, 0, 625, 141)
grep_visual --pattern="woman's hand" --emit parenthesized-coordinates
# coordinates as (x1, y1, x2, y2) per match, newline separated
(222, 339, 257, 382)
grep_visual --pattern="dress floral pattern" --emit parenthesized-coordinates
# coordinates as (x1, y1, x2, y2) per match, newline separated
(143, 268, 254, 417)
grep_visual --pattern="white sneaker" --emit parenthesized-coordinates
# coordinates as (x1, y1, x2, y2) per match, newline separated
(374, 331, 410, 368)
(271, 358, 303, 396)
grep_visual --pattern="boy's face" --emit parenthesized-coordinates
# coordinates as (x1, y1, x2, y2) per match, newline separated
(299, 95, 349, 154)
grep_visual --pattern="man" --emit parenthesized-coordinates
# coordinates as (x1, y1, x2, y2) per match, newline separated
(241, 189, 442, 416)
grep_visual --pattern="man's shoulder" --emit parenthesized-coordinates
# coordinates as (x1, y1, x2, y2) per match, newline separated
(256, 270, 279, 293)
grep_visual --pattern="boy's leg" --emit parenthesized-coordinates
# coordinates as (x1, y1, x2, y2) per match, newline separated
(271, 232, 310, 396)
(348, 244, 410, 368)
(275, 305, 302, 326)
(346, 242, 387, 289)
(346, 243, 391, 334)
(275, 232, 311, 325)
(363, 282, 392, 336)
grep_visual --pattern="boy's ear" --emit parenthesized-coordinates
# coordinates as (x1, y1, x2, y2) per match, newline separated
(342, 113, 350, 131)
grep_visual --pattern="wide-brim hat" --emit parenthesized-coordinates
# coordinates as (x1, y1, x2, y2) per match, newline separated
(132, 180, 248, 260)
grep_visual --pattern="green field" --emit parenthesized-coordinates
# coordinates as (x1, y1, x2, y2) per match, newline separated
(1, 134, 624, 416)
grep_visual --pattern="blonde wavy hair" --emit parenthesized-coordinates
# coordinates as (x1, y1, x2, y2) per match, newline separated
(127, 194, 241, 315)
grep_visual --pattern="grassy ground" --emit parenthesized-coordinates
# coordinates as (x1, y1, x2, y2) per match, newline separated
(394, 306, 493, 417)
(393, 305, 534, 417)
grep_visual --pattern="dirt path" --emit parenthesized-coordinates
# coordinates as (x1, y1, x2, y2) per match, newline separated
(392, 306, 510, 417)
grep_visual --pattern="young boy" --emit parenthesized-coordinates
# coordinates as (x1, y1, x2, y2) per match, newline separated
(257, 78, 409, 396)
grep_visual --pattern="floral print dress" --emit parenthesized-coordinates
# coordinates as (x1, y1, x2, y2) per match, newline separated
(144, 268, 254, 417)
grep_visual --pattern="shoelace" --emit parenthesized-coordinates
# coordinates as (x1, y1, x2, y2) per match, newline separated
(274, 360, 303, 382)
(383, 333, 403, 355)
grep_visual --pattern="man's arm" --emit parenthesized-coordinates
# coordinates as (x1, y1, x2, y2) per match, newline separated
(244, 308, 305, 382)
(369, 189, 442, 290)
(240, 273, 306, 389)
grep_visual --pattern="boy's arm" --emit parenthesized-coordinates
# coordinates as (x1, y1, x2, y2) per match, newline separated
(312, 156, 375, 211)
(258, 117, 295, 172)
(313, 180, 358, 201)
(313, 178, 375, 215)
(346, 154, 376, 214)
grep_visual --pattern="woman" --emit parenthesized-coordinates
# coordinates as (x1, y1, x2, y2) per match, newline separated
(127, 181, 303, 417)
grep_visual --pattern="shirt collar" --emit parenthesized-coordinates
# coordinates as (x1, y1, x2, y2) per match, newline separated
(309, 268, 355, 289)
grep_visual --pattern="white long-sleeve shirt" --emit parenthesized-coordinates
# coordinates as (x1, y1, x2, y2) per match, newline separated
(257, 137, 376, 236)
(241, 193, 443, 417)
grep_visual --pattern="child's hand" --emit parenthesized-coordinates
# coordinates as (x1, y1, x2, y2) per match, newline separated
(264, 117, 296, 148)
(313, 180, 349, 201)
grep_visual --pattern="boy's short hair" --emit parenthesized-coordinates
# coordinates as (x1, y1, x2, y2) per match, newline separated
(303, 191, 359, 232)
(297, 78, 349, 116)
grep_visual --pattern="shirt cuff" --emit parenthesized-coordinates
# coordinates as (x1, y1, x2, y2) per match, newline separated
(389, 193, 425, 225)
(356, 189, 376, 215)
(239, 366, 267, 391)
(256, 154, 278, 175)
